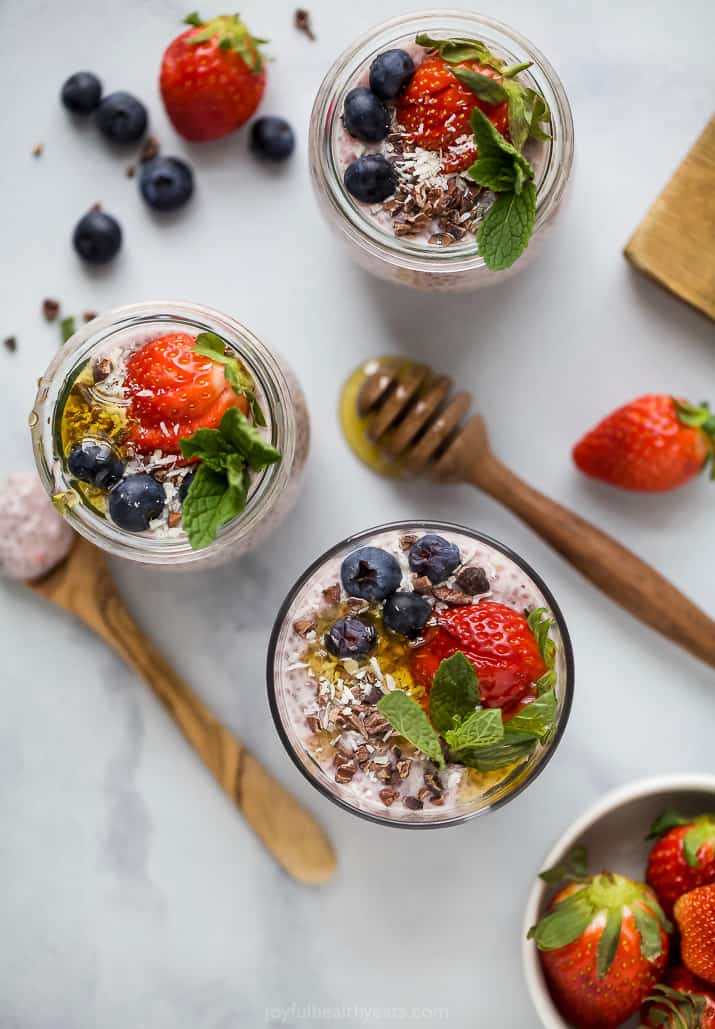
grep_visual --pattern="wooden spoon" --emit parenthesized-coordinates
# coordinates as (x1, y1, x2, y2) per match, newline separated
(341, 357, 715, 670)
(25, 536, 337, 885)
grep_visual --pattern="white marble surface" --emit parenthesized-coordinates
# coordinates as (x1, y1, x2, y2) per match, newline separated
(1, 1, 714, 1026)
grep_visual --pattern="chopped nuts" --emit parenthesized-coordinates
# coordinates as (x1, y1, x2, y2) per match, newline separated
(432, 585, 472, 606)
(293, 618, 316, 637)
(363, 712, 391, 736)
(396, 758, 412, 780)
(42, 299, 60, 322)
(379, 788, 399, 807)
(363, 684, 384, 706)
(322, 583, 341, 606)
(455, 565, 490, 595)
(399, 533, 418, 550)
(306, 715, 321, 734)
(412, 575, 433, 595)
(335, 762, 357, 784)
(403, 796, 424, 811)
(167, 511, 182, 529)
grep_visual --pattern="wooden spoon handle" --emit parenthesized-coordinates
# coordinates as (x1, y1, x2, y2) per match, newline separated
(473, 455, 715, 669)
(78, 567, 336, 883)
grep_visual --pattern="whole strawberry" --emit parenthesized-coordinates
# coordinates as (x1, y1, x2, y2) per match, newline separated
(160, 12, 267, 142)
(642, 965, 715, 1028)
(647, 811, 715, 917)
(529, 852, 671, 1029)
(572, 395, 715, 492)
(675, 884, 715, 986)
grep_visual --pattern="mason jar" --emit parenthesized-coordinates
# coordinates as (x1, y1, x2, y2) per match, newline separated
(309, 11, 574, 292)
(30, 301, 310, 568)
(267, 521, 574, 828)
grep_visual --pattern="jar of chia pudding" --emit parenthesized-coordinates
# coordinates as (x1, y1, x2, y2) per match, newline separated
(30, 301, 310, 568)
(309, 11, 574, 292)
(268, 522, 574, 828)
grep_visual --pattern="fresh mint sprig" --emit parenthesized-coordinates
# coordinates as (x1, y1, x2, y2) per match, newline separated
(179, 406, 281, 550)
(192, 332, 267, 426)
(375, 648, 558, 772)
(468, 107, 536, 271)
(527, 607, 557, 693)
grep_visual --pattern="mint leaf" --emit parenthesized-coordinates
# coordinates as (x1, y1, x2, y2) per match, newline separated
(181, 463, 248, 550)
(377, 691, 445, 768)
(456, 732, 537, 771)
(179, 428, 233, 467)
(466, 154, 518, 193)
(524, 88, 552, 141)
(60, 316, 76, 344)
(469, 107, 533, 175)
(502, 80, 530, 152)
(502, 61, 532, 78)
(414, 34, 504, 70)
(193, 333, 267, 427)
(444, 707, 503, 751)
(219, 408, 281, 470)
(477, 181, 536, 271)
(428, 652, 479, 733)
(504, 689, 556, 741)
(527, 607, 556, 692)
(451, 66, 507, 105)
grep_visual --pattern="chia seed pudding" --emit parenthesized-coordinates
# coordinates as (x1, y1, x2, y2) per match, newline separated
(268, 523, 573, 827)
(30, 303, 309, 568)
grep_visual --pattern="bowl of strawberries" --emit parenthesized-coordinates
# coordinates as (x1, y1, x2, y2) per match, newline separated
(523, 776, 715, 1029)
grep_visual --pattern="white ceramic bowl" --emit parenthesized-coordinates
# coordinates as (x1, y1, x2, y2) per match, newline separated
(522, 775, 715, 1029)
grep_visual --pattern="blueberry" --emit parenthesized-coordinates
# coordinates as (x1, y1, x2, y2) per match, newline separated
(324, 617, 377, 659)
(139, 156, 194, 211)
(341, 546, 401, 602)
(95, 91, 147, 143)
(109, 473, 165, 532)
(250, 117, 295, 161)
(408, 534, 461, 583)
(72, 209, 122, 264)
(382, 591, 432, 639)
(344, 154, 396, 204)
(67, 438, 124, 490)
(369, 49, 415, 100)
(343, 87, 390, 143)
(61, 72, 102, 114)
(178, 470, 195, 504)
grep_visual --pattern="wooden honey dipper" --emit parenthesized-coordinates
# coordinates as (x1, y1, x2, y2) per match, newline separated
(340, 357, 715, 670)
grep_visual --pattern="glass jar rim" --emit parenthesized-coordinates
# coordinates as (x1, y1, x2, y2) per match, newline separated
(310, 9, 575, 274)
(266, 519, 575, 829)
(30, 300, 298, 566)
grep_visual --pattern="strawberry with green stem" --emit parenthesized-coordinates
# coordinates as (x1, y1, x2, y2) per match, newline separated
(573, 396, 715, 492)
(529, 849, 672, 1029)
(160, 12, 268, 142)
(641, 966, 715, 1029)
(646, 810, 715, 917)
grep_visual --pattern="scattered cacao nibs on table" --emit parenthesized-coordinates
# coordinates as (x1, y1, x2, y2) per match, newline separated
(455, 565, 490, 595)
(126, 165, 136, 178)
(3, 336, 17, 353)
(294, 8, 315, 40)
(83, 311, 98, 323)
(139, 136, 160, 163)
(31, 143, 43, 158)
(42, 299, 60, 322)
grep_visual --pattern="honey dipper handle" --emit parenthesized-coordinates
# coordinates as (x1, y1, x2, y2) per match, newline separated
(67, 548, 335, 883)
(472, 455, 715, 669)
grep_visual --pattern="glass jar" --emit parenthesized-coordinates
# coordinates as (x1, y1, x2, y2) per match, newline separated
(30, 301, 310, 568)
(309, 11, 574, 292)
(267, 521, 574, 828)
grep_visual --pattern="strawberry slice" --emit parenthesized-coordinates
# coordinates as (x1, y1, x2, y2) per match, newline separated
(395, 55, 509, 172)
(410, 601, 547, 709)
(125, 333, 248, 453)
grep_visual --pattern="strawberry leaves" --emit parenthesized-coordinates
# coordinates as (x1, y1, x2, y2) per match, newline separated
(183, 13, 268, 73)
(180, 406, 280, 549)
(647, 810, 715, 869)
